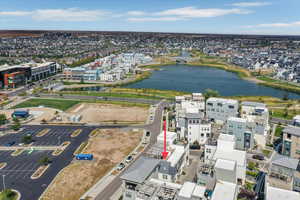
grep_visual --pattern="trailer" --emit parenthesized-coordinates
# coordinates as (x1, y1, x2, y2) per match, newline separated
(75, 154, 93, 160)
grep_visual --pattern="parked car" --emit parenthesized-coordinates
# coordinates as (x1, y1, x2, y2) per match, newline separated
(125, 155, 133, 163)
(252, 154, 264, 161)
(5, 141, 16, 147)
(117, 163, 125, 171)
(146, 131, 151, 137)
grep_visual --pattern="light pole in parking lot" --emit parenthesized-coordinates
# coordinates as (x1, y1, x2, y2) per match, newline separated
(2, 175, 6, 190)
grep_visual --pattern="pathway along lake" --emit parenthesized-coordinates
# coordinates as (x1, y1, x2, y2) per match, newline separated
(126, 64, 300, 99)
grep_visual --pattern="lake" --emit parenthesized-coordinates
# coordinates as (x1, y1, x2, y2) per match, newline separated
(126, 64, 300, 99)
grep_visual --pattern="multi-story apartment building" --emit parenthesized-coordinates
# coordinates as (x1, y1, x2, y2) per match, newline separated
(226, 117, 254, 150)
(282, 126, 300, 159)
(241, 101, 270, 135)
(206, 98, 239, 124)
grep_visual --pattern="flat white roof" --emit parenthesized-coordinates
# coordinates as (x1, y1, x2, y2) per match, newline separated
(228, 117, 247, 123)
(215, 159, 236, 171)
(266, 184, 300, 200)
(213, 149, 246, 167)
(207, 97, 238, 104)
(157, 131, 177, 145)
(178, 182, 196, 198)
(193, 185, 206, 198)
(211, 181, 237, 200)
(168, 145, 185, 167)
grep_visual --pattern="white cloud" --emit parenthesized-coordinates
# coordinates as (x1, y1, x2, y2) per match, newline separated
(0, 11, 32, 16)
(32, 8, 109, 22)
(127, 7, 251, 22)
(0, 8, 109, 22)
(155, 7, 251, 18)
(245, 21, 300, 28)
(232, 2, 271, 7)
(128, 17, 182, 22)
(127, 11, 146, 16)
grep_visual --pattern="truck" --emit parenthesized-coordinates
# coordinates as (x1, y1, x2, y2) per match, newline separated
(75, 154, 93, 160)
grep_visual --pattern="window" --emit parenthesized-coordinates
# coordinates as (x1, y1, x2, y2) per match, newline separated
(217, 103, 223, 107)
(162, 174, 168, 180)
(207, 103, 213, 106)
(228, 105, 235, 109)
(287, 134, 291, 139)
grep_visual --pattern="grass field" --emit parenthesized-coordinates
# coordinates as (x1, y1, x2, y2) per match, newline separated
(13, 98, 81, 111)
(275, 126, 284, 137)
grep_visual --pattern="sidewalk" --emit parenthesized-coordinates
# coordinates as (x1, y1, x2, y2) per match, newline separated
(80, 175, 117, 199)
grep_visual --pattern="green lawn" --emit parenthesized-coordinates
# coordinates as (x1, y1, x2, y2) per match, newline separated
(13, 98, 81, 111)
(13, 98, 150, 111)
(275, 126, 284, 137)
(270, 108, 300, 120)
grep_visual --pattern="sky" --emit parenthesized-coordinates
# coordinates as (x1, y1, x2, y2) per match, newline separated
(0, 0, 299, 35)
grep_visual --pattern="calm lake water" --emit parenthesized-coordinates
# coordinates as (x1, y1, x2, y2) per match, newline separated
(126, 64, 300, 99)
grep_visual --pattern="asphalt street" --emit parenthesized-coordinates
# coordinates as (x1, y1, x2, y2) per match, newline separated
(0, 124, 127, 200)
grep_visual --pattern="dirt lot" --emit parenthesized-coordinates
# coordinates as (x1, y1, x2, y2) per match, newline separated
(40, 129, 143, 200)
(0, 107, 60, 124)
(66, 103, 148, 124)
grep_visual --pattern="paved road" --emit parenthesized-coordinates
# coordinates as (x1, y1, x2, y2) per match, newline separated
(270, 117, 292, 125)
(39, 93, 162, 105)
(94, 101, 168, 200)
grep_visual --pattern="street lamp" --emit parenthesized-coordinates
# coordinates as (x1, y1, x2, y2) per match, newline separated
(2, 175, 6, 190)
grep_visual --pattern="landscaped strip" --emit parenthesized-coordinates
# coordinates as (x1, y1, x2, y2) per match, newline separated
(74, 141, 88, 155)
(11, 149, 24, 157)
(36, 128, 50, 137)
(52, 141, 71, 156)
(31, 165, 50, 179)
(71, 129, 82, 138)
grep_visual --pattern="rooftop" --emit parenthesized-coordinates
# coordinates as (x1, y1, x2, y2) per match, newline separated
(120, 156, 160, 184)
(241, 101, 267, 108)
(283, 126, 300, 137)
(211, 181, 237, 200)
(271, 152, 299, 170)
(266, 184, 300, 200)
(215, 159, 236, 171)
(207, 97, 238, 104)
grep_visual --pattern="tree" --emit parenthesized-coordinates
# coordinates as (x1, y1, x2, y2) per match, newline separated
(190, 141, 201, 150)
(0, 189, 16, 199)
(11, 121, 21, 131)
(39, 156, 51, 166)
(22, 135, 32, 144)
(203, 89, 220, 100)
(0, 114, 7, 125)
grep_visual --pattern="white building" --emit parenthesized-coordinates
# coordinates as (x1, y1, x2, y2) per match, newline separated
(226, 117, 254, 150)
(266, 183, 300, 200)
(204, 134, 247, 184)
(241, 101, 270, 147)
(206, 98, 239, 124)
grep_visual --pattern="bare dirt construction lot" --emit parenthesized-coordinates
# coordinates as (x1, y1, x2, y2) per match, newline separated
(66, 103, 148, 124)
(0, 107, 60, 124)
(40, 129, 143, 200)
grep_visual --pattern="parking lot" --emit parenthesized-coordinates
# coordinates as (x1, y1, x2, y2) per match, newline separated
(0, 124, 127, 200)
